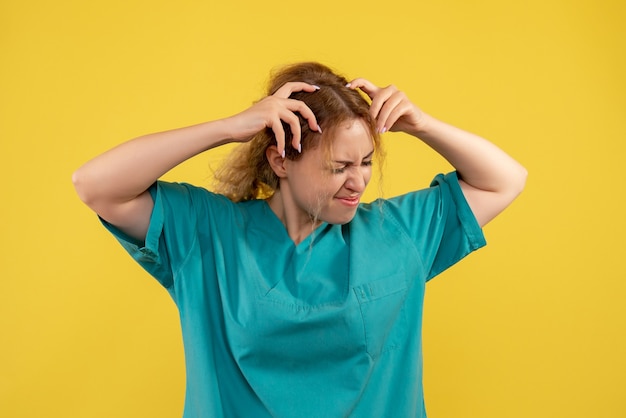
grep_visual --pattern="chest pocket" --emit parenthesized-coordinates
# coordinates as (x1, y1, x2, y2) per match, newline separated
(353, 273, 409, 359)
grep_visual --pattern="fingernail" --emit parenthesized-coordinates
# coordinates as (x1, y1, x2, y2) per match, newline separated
(345, 83, 351, 88)
(281, 149, 286, 159)
(317, 126, 323, 134)
(312, 85, 320, 90)
(380, 126, 387, 134)
(298, 143, 302, 153)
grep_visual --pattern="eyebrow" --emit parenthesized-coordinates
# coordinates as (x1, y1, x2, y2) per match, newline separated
(332, 150, 375, 165)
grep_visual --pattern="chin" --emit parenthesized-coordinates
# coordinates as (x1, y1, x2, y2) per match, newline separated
(321, 210, 358, 225)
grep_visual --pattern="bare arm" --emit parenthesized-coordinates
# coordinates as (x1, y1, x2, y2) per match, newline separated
(72, 120, 234, 241)
(407, 114, 527, 226)
(72, 82, 320, 241)
(347, 79, 527, 226)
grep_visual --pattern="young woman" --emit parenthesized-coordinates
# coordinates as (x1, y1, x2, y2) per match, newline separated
(73, 62, 527, 417)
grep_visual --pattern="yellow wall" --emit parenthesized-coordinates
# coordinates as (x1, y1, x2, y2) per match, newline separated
(2, 0, 625, 416)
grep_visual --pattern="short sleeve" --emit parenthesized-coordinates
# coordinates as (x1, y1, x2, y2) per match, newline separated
(100, 181, 204, 289)
(383, 171, 487, 281)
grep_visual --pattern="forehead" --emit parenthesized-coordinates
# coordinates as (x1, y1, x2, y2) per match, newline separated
(327, 119, 374, 157)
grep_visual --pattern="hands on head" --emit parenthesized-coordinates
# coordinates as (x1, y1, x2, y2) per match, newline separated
(227, 78, 425, 158)
(346, 79, 426, 137)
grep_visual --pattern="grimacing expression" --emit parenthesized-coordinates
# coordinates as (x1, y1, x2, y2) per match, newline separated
(284, 119, 374, 225)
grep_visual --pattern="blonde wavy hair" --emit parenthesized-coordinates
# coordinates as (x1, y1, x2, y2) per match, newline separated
(213, 62, 383, 202)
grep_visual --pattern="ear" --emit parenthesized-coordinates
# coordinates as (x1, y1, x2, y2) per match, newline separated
(266, 145, 288, 178)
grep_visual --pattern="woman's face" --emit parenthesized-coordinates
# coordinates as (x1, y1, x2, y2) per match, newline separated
(284, 119, 374, 225)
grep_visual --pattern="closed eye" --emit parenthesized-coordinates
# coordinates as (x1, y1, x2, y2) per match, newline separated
(331, 150, 375, 174)
(332, 160, 373, 174)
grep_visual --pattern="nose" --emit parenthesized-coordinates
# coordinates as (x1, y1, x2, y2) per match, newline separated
(345, 167, 368, 193)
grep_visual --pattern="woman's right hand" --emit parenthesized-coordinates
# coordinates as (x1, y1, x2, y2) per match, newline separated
(73, 82, 321, 242)
(224, 82, 321, 157)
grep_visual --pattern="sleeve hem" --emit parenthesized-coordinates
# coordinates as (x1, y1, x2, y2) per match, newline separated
(98, 182, 173, 288)
(433, 172, 487, 251)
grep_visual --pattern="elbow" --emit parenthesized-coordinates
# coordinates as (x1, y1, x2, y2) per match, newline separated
(503, 164, 528, 203)
(496, 163, 528, 204)
(498, 165, 527, 210)
(513, 164, 528, 197)
(72, 166, 97, 206)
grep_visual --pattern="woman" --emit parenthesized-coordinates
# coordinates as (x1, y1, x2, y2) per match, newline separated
(73, 62, 526, 417)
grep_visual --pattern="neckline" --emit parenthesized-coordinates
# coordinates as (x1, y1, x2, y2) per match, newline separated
(259, 199, 330, 249)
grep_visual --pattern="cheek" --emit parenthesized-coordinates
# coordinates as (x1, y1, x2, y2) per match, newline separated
(305, 181, 340, 211)
(295, 178, 333, 207)
(327, 176, 348, 193)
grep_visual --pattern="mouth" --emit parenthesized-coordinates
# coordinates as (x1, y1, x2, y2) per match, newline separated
(336, 195, 361, 207)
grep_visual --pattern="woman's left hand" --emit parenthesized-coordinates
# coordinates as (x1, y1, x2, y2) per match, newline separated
(346, 78, 427, 136)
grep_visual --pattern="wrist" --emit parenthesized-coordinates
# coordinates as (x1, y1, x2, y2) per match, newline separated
(409, 112, 436, 138)
(209, 118, 241, 146)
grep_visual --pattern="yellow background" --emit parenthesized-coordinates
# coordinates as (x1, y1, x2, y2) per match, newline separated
(2, 0, 625, 416)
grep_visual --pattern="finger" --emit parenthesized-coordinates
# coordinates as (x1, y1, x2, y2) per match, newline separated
(385, 101, 414, 132)
(369, 85, 397, 124)
(376, 90, 406, 132)
(346, 78, 380, 99)
(270, 117, 286, 158)
(286, 98, 321, 134)
(273, 84, 322, 133)
(279, 108, 302, 151)
(274, 82, 320, 99)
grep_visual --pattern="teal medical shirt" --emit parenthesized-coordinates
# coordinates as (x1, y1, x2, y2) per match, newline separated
(102, 172, 486, 418)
